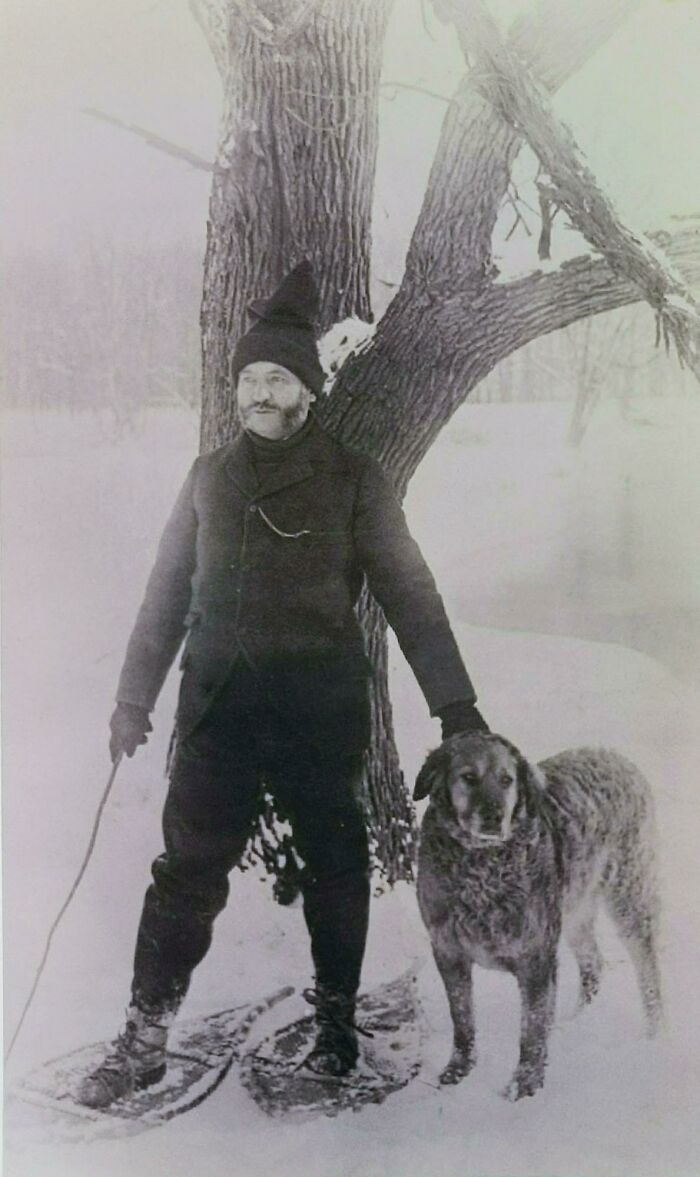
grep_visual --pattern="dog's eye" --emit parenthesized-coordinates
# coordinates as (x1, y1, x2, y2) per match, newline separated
(499, 773, 514, 788)
(459, 772, 476, 786)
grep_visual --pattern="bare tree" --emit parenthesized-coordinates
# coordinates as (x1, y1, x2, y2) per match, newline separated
(189, 0, 700, 885)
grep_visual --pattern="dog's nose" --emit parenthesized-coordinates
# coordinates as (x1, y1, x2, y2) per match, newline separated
(479, 801, 503, 833)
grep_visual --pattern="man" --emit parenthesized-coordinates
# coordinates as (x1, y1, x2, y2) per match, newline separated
(78, 260, 487, 1108)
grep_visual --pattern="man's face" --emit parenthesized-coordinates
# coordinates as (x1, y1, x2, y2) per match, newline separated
(236, 362, 314, 440)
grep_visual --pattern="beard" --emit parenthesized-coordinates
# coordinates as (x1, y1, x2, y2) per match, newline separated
(241, 393, 310, 438)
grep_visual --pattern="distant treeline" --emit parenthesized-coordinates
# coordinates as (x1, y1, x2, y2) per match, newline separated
(2, 244, 695, 419)
(2, 242, 203, 417)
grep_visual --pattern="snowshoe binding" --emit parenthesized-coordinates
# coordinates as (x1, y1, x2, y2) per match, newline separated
(76, 1005, 171, 1109)
(300, 986, 372, 1078)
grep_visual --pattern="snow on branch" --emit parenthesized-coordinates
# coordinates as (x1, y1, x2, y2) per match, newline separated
(404, 0, 640, 292)
(189, 0, 229, 78)
(499, 226, 700, 354)
(446, 0, 700, 379)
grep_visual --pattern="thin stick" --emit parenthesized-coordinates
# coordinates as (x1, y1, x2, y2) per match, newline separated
(5, 754, 124, 1062)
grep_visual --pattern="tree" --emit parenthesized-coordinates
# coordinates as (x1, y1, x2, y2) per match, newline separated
(189, 0, 700, 885)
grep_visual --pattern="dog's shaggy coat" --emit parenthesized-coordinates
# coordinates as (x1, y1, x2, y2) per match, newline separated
(415, 733, 662, 1099)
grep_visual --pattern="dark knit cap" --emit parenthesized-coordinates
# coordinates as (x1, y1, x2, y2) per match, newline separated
(231, 259, 326, 394)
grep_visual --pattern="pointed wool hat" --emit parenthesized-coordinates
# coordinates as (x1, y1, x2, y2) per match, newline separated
(231, 259, 326, 394)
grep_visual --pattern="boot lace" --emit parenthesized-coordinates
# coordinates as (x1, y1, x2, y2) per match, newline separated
(92, 1012, 167, 1086)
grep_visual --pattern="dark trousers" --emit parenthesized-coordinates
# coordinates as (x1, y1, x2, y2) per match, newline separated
(131, 664, 371, 1014)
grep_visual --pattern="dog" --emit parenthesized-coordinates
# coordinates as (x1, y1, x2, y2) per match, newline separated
(414, 732, 662, 1100)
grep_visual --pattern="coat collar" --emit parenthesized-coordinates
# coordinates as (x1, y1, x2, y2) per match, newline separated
(223, 417, 329, 501)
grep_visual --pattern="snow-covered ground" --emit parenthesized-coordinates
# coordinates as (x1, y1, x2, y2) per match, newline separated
(2, 400, 699, 1177)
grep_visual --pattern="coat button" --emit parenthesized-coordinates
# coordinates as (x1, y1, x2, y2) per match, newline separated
(249, 504, 257, 513)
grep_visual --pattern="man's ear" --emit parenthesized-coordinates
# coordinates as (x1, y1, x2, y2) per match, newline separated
(413, 745, 448, 801)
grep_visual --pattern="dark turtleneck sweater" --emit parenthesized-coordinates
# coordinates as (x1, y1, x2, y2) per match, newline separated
(243, 415, 314, 480)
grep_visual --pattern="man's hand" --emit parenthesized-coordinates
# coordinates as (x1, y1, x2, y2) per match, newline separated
(437, 701, 489, 742)
(109, 702, 153, 763)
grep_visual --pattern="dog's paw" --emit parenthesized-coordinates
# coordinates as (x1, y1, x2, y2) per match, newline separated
(501, 1069, 544, 1101)
(439, 1052, 475, 1086)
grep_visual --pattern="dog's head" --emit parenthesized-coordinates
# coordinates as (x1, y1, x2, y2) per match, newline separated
(413, 732, 546, 844)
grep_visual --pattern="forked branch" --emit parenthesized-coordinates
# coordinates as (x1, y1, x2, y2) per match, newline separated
(498, 225, 700, 356)
(446, 0, 700, 377)
(404, 0, 641, 288)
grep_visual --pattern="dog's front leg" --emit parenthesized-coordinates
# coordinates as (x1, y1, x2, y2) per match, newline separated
(431, 944, 476, 1085)
(504, 953, 557, 1101)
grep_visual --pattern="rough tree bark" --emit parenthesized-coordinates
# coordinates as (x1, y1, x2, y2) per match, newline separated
(196, 0, 391, 451)
(191, 0, 700, 885)
(192, 0, 414, 880)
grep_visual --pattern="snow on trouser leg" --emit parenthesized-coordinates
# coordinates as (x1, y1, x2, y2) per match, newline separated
(130, 856, 234, 1014)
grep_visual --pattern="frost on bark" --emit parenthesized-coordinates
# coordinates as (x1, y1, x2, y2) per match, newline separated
(194, 0, 700, 888)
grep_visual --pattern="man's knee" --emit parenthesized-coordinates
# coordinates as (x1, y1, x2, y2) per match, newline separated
(150, 853, 231, 916)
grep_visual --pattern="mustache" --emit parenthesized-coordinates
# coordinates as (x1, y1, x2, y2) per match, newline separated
(242, 402, 307, 425)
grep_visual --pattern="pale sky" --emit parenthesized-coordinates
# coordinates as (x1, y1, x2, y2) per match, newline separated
(1, 0, 699, 257)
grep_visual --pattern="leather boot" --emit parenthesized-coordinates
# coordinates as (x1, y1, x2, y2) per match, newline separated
(302, 986, 365, 1077)
(76, 1005, 172, 1108)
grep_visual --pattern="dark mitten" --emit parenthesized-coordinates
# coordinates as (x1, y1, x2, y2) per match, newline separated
(109, 702, 153, 763)
(437, 700, 489, 741)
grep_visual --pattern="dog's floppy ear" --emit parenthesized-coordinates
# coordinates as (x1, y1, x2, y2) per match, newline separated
(514, 749, 547, 818)
(414, 744, 448, 801)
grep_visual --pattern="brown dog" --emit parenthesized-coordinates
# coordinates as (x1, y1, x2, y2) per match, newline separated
(415, 733, 662, 1099)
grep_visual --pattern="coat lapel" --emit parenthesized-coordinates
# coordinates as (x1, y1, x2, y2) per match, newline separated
(223, 437, 258, 500)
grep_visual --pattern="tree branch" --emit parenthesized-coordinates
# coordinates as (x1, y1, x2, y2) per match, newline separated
(492, 225, 700, 359)
(189, 0, 229, 78)
(323, 224, 699, 481)
(82, 108, 217, 172)
(402, 0, 641, 290)
(499, 0, 641, 93)
(447, 0, 700, 377)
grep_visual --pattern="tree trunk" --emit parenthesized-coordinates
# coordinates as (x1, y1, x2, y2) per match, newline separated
(197, 0, 415, 885)
(193, 0, 700, 887)
(199, 0, 392, 451)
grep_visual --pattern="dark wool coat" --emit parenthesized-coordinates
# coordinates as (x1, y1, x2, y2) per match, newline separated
(117, 420, 475, 747)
